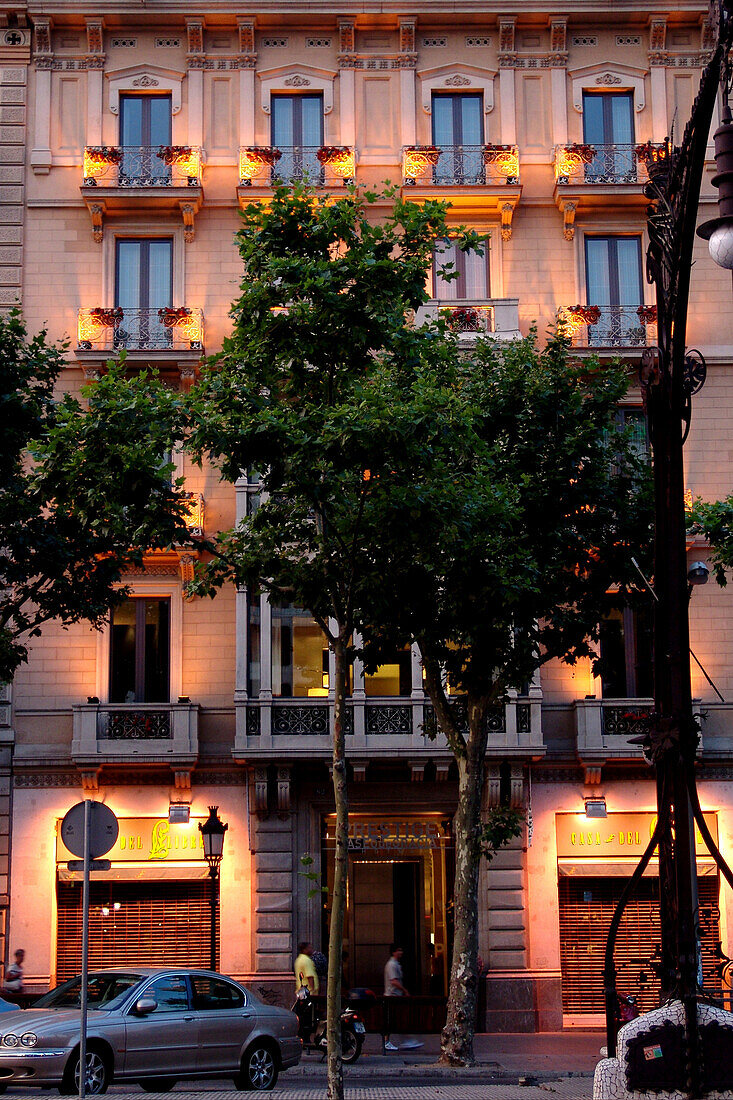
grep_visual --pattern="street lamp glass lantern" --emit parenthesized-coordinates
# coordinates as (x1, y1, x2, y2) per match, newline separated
(199, 805, 228, 866)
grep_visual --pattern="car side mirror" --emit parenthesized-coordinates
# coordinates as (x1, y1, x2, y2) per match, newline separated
(134, 996, 157, 1016)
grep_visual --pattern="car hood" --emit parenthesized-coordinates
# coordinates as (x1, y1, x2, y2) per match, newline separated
(0, 1009, 111, 1036)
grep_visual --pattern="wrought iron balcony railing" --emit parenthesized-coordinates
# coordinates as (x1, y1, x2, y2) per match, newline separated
(239, 145, 356, 187)
(554, 143, 649, 186)
(72, 701, 199, 761)
(403, 144, 520, 186)
(83, 145, 203, 187)
(77, 307, 204, 353)
(558, 304, 658, 348)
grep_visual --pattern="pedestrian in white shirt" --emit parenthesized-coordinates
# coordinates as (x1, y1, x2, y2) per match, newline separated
(382, 944, 423, 1052)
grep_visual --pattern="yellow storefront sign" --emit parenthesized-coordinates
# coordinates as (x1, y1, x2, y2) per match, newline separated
(56, 817, 206, 863)
(555, 811, 718, 859)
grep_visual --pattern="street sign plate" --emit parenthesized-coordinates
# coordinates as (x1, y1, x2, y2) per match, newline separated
(61, 802, 119, 859)
(66, 859, 111, 872)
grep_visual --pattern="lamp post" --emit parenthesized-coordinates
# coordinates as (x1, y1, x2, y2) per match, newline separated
(199, 806, 228, 972)
(601, 1, 733, 1093)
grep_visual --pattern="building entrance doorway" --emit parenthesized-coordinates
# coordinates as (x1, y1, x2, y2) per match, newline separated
(322, 815, 453, 996)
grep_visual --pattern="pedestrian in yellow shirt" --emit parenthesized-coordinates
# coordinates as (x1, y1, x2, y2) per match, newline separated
(294, 941, 319, 994)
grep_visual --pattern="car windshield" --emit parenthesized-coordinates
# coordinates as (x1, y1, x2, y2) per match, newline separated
(33, 973, 143, 1011)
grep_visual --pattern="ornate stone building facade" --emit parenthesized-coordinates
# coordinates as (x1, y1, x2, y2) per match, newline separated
(2, 1, 733, 1030)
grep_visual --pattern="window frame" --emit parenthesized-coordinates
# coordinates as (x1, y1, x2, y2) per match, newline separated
(119, 93, 173, 147)
(583, 234, 643, 306)
(109, 596, 171, 705)
(96, 577, 183, 704)
(432, 237, 491, 300)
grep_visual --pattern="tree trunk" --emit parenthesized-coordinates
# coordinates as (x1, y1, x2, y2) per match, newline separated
(326, 638, 349, 1100)
(439, 703, 487, 1067)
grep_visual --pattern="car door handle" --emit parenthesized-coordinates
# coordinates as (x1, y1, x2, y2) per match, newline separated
(184, 1015, 195, 1022)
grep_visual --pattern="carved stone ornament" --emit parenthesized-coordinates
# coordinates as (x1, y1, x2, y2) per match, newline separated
(499, 19, 516, 54)
(339, 20, 355, 54)
(550, 18, 567, 54)
(253, 767, 268, 818)
(284, 74, 310, 86)
(444, 74, 471, 86)
(399, 20, 416, 54)
(596, 72, 622, 85)
(80, 768, 100, 795)
(649, 16, 667, 53)
(86, 19, 104, 55)
(238, 19, 255, 56)
(133, 74, 159, 87)
(186, 20, 204, 55)
(562, 199, 577, 241)
(277, 767, 291, 815)
(34, 19, 52, 56)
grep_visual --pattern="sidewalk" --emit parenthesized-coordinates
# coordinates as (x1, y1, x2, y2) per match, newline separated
(293, 1029, 604, 1081)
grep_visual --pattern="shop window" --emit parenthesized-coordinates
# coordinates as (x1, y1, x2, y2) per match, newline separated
(110, 597, 171, 704)
(364, 645, 412, 697)
(432, 93, 484, 183)
(433, 238, 489, 300)
(271, 94, 324, 183)
(271, 602, 330, 697)
(599, 600, 653, 698)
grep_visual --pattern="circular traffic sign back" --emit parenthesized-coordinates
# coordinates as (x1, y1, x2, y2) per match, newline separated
(61, 801, 119, 859)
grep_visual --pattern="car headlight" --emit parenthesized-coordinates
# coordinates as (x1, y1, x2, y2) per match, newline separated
(3, 1034, 18, 1047)
(20, 1034, 37, 1048)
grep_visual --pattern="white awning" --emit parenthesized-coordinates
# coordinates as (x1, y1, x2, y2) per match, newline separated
(57, 862, 210, 882)
(558, 857, 718, 878)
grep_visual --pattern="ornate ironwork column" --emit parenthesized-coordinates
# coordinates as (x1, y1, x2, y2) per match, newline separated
(602, 2, 733, 1094)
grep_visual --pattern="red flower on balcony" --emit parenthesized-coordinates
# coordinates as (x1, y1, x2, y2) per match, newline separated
(316, 145, 350, 164)
(158, 306, 192, 327)
(243, 146, 282, 164)
(444, 306, 481, 332)
(86, 146, 123, 165)
(567, 304, 602, 326)
(157, 145, 193, 166)
(90, 306, 123, 327)
(636, 304, 658, 325)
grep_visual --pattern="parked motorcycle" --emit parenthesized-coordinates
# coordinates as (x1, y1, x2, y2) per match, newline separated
(292, 987, 365, 1064)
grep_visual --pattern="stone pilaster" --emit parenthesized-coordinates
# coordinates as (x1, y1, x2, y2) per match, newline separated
(0, 32, 29, 310)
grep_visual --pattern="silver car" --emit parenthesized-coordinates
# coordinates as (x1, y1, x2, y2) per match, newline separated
(0, 967, 301, 1094)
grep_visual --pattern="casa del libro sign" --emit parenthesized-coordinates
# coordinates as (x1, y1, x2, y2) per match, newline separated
(57, 816, 207, 863)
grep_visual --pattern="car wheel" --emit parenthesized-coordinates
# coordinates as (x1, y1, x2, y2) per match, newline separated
(66, 1049, 110, 1096)
(139, 1080, 176, 1093)
(235, 1044, 278, 1091)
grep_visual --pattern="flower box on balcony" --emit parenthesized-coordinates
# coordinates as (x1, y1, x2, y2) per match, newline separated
(157, 145, 192, 166)
(636, 304, 658, 325)
(316, 145, 356, 181)
(555, 143, 596, 183)
(158, 306, 192, 327)
(403, 145, 441, 184)
(443, 306, 481, 333)
(482, 144, 520, 184)
(89, 306, 123, 327)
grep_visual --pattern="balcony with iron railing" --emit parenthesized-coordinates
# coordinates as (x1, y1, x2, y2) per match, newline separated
(552, 143, 664, 237)
(401, 144, 522, 236)
(233, 692, 544, 760)
(574, 698, 704, 769)
(415, 299, 522, 344)
(80, 145, 204, 242)
(76, 306, 204, 367)
(237, 145, 356, 203)
(403, 144, 520, 187)
(72, 700, 199, 765)
(558, 304, 657, 350)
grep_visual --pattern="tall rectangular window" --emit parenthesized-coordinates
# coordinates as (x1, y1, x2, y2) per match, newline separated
(582, 92, 635, 181)
(364, 646, 412, 697)
(271, 602, 330, 698)
(433, 238, 489, 300)
(432, 93, 484, 183)
(599, 603, 653, 699)
(119, 95, 172, 185)
(110, 598, 170, 703)
(585, 236, 643, 345)
(247, 588, 261, 697)
(115, 238, 173, 349)
(271, 94, 324, 183)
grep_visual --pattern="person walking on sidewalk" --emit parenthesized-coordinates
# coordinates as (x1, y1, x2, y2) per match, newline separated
(383, 944, 423, 1052)
(294, 942, 319, 995)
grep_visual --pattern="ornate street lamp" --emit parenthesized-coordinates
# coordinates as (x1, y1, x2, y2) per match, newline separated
(601, 1, 733, 1094)
(199, 806, 228, 972)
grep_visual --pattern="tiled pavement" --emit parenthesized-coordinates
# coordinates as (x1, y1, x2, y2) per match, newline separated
(98, 1084, 594, 1099)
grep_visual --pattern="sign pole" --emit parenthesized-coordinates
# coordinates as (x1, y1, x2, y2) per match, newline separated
(78, 799, 90, 1100)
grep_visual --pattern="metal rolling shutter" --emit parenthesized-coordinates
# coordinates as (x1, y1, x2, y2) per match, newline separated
(559, 876, 720, 1014)
(56, 881, 215, 982)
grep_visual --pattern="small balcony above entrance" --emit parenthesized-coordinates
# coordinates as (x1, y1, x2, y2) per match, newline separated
(75, 307, 204, 370)
(80, 145, 204, 242)
(72, 701, 199, 766)
(574, 697, 704, 777)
